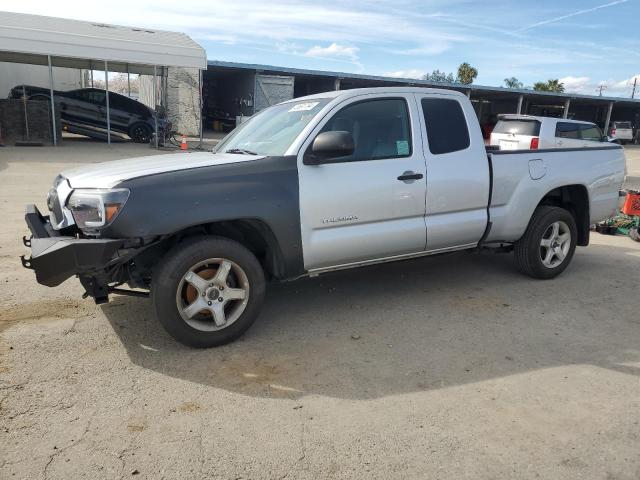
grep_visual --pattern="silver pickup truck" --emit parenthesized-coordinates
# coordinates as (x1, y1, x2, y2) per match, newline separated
(21, 87, 626, 347)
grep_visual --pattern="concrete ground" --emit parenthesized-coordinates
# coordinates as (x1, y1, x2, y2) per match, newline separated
(1, 142, 639, 480)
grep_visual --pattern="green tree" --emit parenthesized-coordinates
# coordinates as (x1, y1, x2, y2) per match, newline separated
(456, 62, 478, 85)
(503, 77, 523, 89)
(533, 79, 565, 93)
(422, 69, 456, 83)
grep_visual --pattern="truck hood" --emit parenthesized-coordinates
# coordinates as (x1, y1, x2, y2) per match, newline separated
(62, 151, 266, 189)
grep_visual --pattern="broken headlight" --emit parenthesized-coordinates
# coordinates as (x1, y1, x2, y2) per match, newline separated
(67, 189, 130, 231)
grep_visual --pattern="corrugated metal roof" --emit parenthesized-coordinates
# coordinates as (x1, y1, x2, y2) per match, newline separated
(0, 11, 206, 69)
(208, 60, 640, 105)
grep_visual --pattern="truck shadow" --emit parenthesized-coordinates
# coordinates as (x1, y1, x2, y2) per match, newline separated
(101, 243, 640, 400)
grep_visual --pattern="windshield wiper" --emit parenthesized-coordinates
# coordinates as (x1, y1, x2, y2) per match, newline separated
(225, 148, 258, 155)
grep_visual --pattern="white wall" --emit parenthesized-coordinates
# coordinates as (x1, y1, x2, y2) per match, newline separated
(138, 75, 155, 109)
(139, 67, 201, 136)
(166, 67, 200, 136)
(0, 62, 84, 97)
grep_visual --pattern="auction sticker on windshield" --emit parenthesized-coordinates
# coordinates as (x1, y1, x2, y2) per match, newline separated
(289, 102, 320, 112)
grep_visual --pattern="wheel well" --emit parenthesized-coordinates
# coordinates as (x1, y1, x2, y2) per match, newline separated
(149, 220, 286, 281)
(129, 122, 151, 133)
(537, 185, 590, 246)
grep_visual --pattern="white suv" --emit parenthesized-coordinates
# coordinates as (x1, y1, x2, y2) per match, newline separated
(490, 115, 607, 150)
(608, 121, 634, 144)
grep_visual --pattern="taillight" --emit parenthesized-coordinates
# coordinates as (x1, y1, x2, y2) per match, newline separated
(611, 128, 616, 136)
(530, 137, 539, 150)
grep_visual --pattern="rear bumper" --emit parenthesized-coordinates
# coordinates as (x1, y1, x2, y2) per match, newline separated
(21, 204, 123, 287)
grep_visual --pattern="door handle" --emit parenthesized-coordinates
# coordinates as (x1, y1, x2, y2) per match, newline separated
(397, 171, 423, 181)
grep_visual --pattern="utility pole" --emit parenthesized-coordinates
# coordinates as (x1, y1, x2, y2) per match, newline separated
(632, 78, 637, 99)
(597, 84, 607, 96)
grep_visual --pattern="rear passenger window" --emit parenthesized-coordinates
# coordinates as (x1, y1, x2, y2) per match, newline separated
(555, 122, 579, 139)
(108, 93, 126, 109)
(580, 124, 603, 142)
(320, 98, 411, 162)
(421, 98, 470, 154)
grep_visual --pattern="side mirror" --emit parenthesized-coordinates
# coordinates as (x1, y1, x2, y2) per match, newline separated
(304, 131, 354, 165)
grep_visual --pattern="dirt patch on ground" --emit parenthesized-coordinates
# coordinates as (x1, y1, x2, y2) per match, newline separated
(0, 297, 92, 332)
(177, 402, 201, 413)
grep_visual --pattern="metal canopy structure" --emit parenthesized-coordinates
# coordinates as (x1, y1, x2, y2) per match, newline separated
(0, 11, 206, 145)
(0, 11, 206, 71)
(207, 59, 640, 105)
(207, 60, 640, 135)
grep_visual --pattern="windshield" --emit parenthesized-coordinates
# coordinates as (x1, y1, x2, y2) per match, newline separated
(215, 99, 330, 156)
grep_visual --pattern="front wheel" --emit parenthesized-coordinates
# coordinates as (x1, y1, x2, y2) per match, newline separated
(152, 236, 266, 348)
(514, 206, 577, 279)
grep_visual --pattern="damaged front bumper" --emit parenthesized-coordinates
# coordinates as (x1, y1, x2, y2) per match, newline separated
(21, 204, 123, 289)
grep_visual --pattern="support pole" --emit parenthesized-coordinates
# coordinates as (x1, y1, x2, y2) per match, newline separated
(199, 69, 203, 144)
(516, 95, 523, 115)
(603, 102, 614, 136)
(90, 68, 94, 88)
(47, 55, 57, 146)
(105, 60, 111, 145)
(127, 64, 131, 97)
(153, 65, 158, 149)
(477, 99, 484, 123)
(563, 98, 570, 119)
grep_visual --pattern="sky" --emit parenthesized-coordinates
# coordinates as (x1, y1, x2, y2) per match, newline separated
(5, 0, 640, 97)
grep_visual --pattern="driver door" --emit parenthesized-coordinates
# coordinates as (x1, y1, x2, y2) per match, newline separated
(298, 94, 427, 271)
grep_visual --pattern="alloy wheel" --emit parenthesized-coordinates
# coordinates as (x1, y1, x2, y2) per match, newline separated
(175, 258, 250, 331)
(539, 221, 571, 268)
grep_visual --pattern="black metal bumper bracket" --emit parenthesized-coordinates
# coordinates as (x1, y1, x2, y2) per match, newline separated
(21, 204, 124, 287)
(20, 255, 33, 269)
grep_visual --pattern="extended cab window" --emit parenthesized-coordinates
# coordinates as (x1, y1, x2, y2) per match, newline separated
(555, 122, 579, 139)
(319, 98, 411, 161)
(421, 98, 470, 154)
(580, 124, 603, 142)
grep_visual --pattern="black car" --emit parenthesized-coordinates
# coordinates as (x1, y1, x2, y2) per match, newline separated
(10, 85, 170, 143)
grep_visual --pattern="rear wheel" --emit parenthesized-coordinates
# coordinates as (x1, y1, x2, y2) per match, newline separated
(514, 206, 577, 279)
(129, 122, 152, 143)
(152, 236, 266, 347)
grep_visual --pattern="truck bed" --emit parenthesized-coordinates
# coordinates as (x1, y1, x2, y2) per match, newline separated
(486, 145, 626, 243)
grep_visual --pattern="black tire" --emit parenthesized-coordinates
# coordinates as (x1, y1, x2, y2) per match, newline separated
(514, 206, 577, 279)
(129, 122, 152, 143)
(152, 236, 266, 348)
